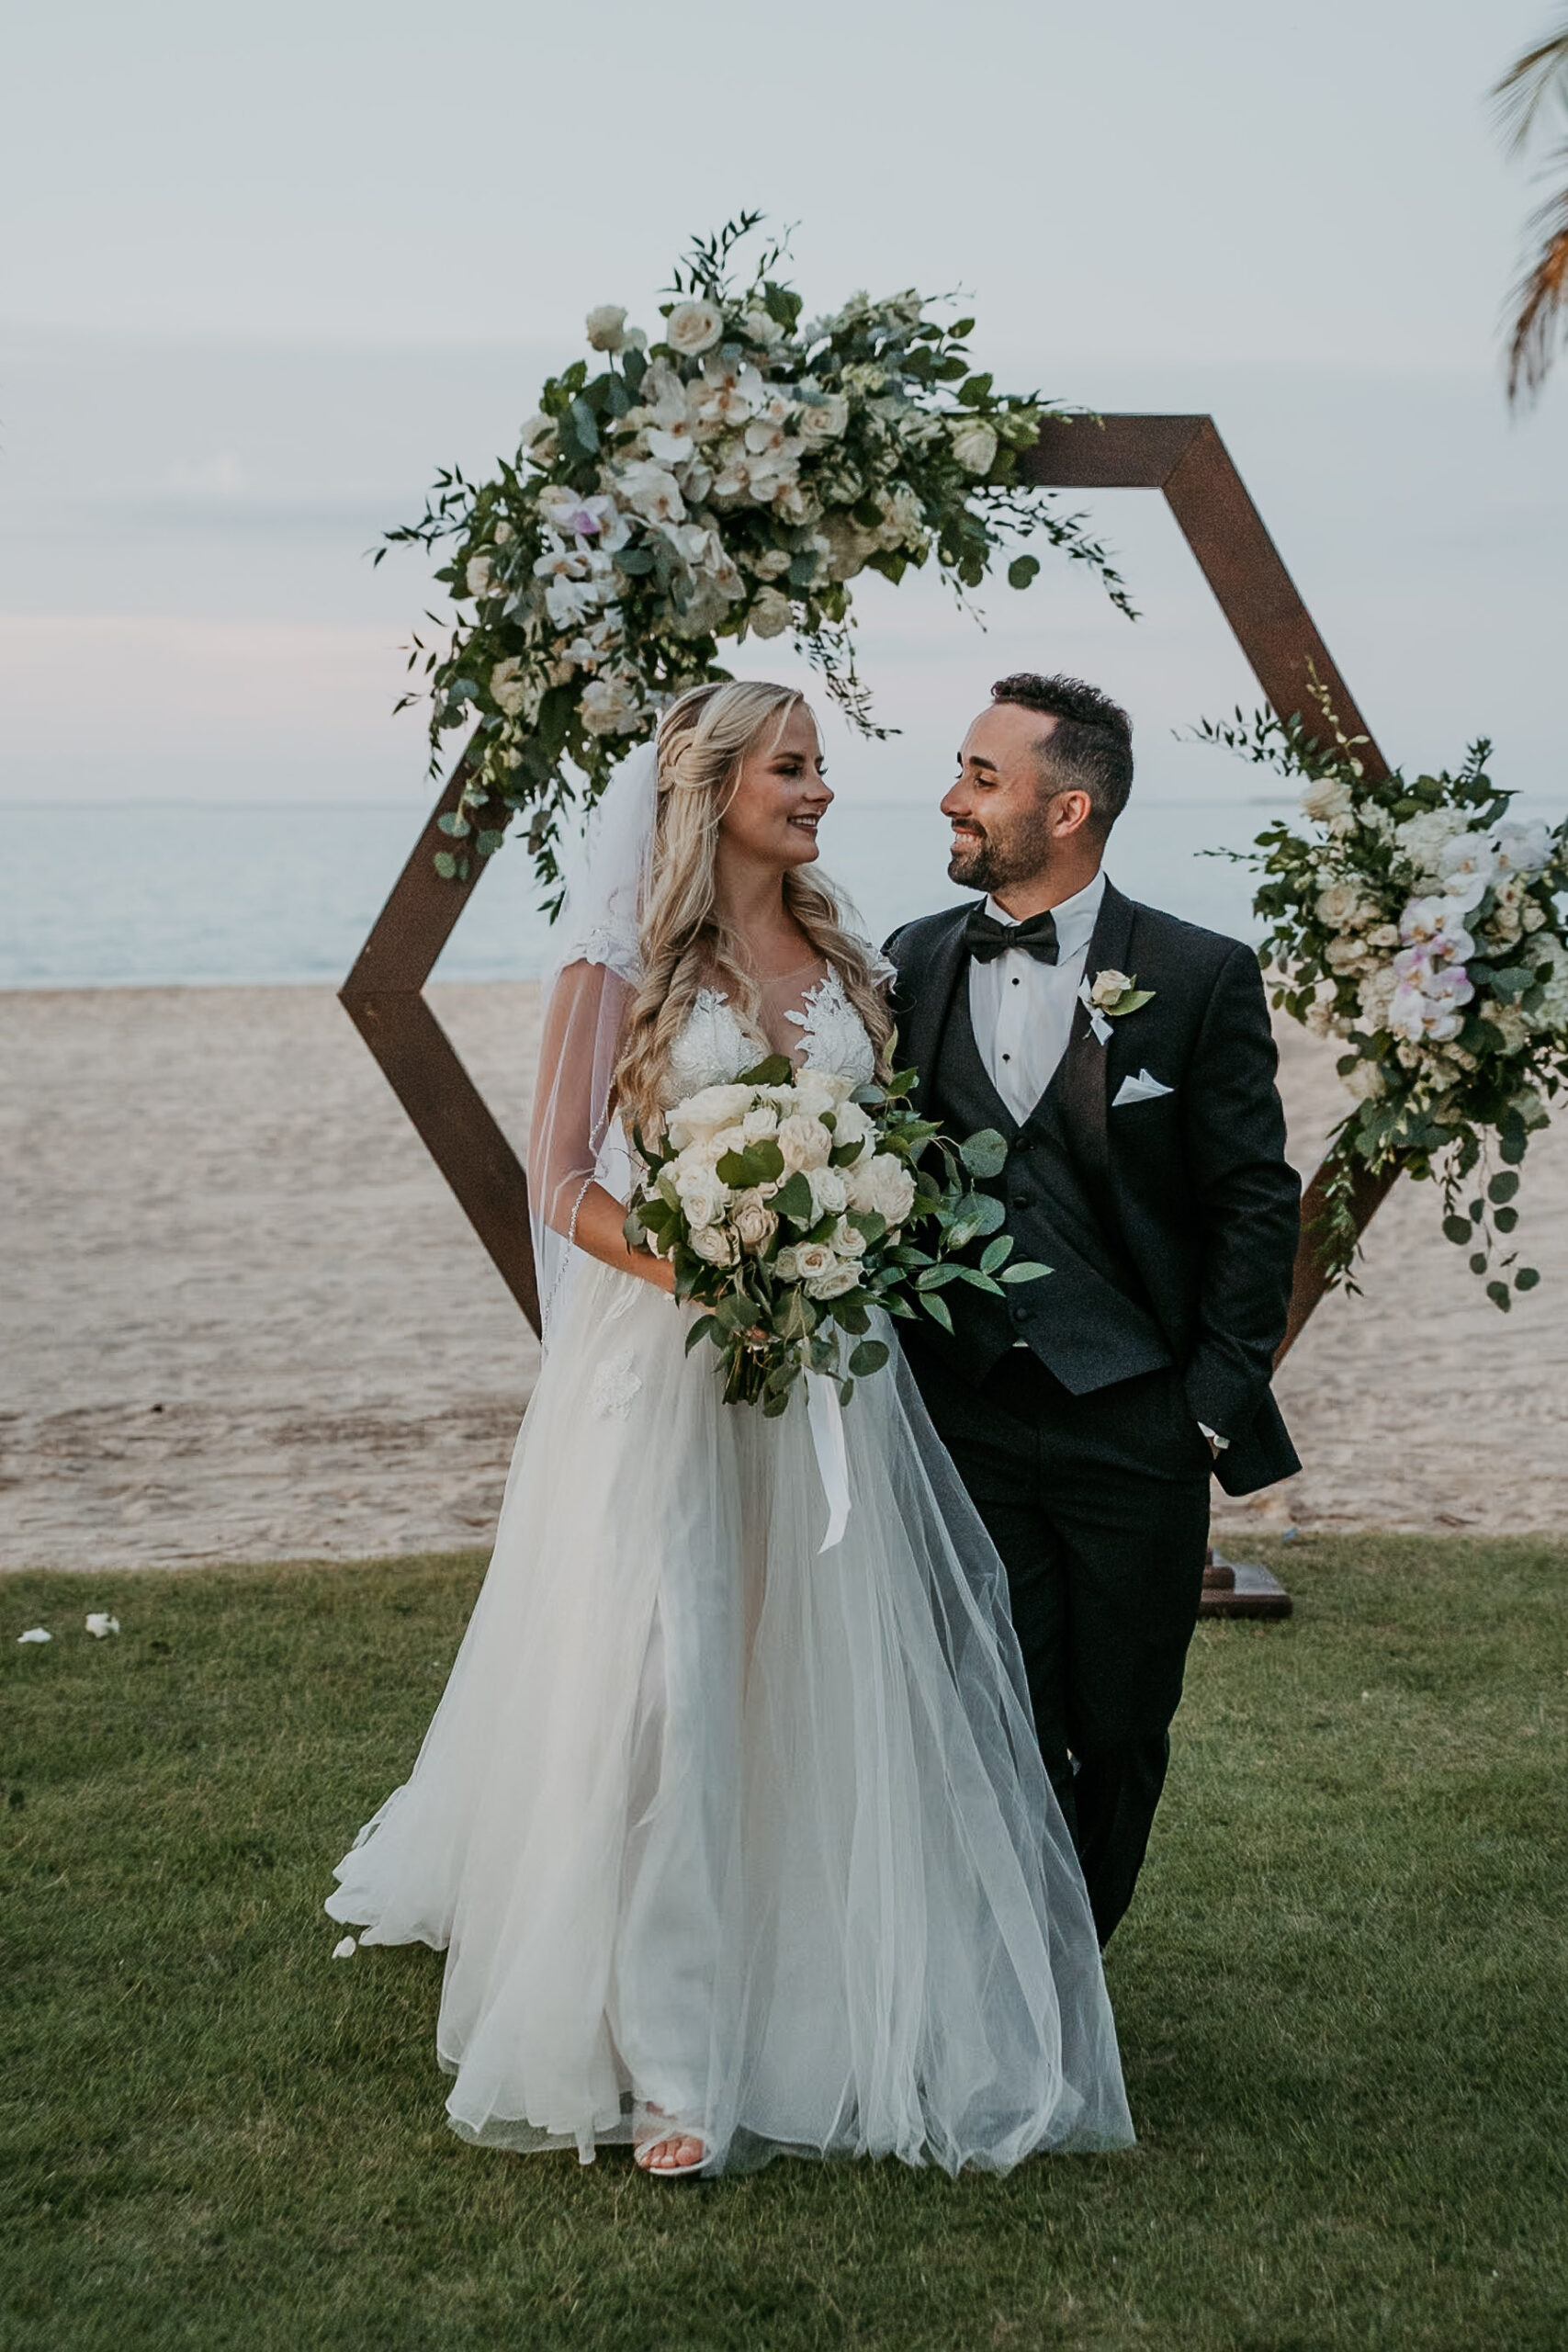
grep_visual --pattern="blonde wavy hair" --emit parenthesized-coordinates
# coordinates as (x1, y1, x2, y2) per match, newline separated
(615, 680, 893, 1135)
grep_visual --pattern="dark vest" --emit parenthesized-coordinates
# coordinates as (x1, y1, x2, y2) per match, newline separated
(928, 978, 1172, 1396)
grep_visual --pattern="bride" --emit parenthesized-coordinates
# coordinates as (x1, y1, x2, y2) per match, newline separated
(326, 679, 1133, 2177)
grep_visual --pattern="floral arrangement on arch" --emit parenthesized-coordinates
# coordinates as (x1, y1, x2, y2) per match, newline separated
(1201, 680, 1568, 1306)
(382, 213, 1132, 901)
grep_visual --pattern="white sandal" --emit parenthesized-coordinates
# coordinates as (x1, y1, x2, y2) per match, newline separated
(633, 2108, 706, 2178)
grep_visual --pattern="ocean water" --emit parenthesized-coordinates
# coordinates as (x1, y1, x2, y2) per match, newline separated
(0, 797, 1293, 991)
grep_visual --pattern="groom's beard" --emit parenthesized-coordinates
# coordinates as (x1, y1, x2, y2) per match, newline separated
(947, 798, 1058, 897)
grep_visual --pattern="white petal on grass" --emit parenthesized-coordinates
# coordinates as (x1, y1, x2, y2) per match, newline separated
(332, 1936, 358, 1960)
(17, 1628, 51, 1645)
(85, 1613, 120, 1639)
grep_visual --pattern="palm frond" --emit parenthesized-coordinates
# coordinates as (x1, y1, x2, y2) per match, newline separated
(1492, 19, 1568, 151)
(1505, 159, 1568, 402)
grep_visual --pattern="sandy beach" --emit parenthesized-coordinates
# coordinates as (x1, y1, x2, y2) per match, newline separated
(3, 981, 1566, 1571)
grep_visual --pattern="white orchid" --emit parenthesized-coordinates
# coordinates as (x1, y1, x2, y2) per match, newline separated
(1491, 819, 1552, 876)
(538, 486, 619, 542)
(1434, 831, 1496, 908)
(614, 461, 686, 526)
(695, 354, 766, 427)
(1399, 896, 1474, 965)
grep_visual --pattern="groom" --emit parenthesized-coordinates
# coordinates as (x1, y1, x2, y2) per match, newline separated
(887, 673, 1302, 1946)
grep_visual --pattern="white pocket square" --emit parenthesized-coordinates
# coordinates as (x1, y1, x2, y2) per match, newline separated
(1112, 1069, 1175, 1108)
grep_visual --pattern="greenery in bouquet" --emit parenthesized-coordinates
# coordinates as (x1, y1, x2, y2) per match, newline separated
(1200, 677, 1568, 1306)
(623, 1056, 1050, 1413)
(381, 212, 1133, 904)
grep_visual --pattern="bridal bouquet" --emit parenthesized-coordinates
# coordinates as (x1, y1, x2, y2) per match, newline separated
(1201, 680, 1568, 1305)
(384, 211, 1132, 903)
(625, 1057, 1049, 1412)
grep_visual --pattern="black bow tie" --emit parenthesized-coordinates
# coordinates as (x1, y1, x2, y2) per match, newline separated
(963, 905, 1060, 967)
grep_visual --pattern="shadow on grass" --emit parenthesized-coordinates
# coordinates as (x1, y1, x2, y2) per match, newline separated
(2, 1534, 1565, 2350)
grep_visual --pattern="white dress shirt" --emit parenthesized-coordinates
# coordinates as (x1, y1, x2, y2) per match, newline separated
(967, 869, 1107, 1125)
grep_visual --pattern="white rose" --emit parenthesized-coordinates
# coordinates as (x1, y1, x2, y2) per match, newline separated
(740, 1105, 780, 1142)
(1089, 967, 1132, 1010)
(580, 673, 642, 736)
(864, 1154, 916, 1227)
(781, 1240, 835, 1283)
(665, 299, 725, 356)
(796, 392, 849, 442)
(585, 303, 627, 352)
(665, 1083, 755, 1148)
(1359, 966, 1399, 1024)
(802, 1068, 855, 1109)
(520, 413, 558, 461)
(1368, 923, 1401, 950)
(674, 1168, 729, 1229)
(1492, 1002, 1531, 1054)
(1315, 879, 1364, 929)
(828, 1100, 873, 1157)
(1300, 775, 1353, 826)
(806, 1165, 849, 1220)
(847, 1151, 915, 1227)
(776, 1112, 833, 1173)
(950, 421, 998, 474)
(818, 513, 876, 582)
(748, 586, 793, 639)
(689, 1221, 737, 1266)
(732, 1191, 778, 1255)
(465, 553, 496, 598)
(806, 1257, 862, 1301)
(829, 1217, 868, 1257)
(876, 482, 928, 552)
(490, 657, 527, 718)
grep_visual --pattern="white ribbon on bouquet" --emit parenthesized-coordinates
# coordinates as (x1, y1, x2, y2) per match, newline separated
(805, 1370, 852, 1553)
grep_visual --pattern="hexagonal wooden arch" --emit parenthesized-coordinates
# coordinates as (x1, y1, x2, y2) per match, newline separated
(342, 413, 1398, 1354)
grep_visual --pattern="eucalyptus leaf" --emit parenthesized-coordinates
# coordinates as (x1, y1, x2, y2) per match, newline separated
(999, 1261, 1053, 1283)
(959, 1129, 1009, 1179)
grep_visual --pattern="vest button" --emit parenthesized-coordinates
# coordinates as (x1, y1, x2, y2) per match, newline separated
(1015, 1194, 1032, 1211)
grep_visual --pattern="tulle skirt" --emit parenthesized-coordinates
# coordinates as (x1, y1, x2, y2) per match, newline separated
(326, 1257, 1133, 2173)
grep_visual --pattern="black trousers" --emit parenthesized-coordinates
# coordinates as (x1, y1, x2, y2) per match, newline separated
(908, 1341, 1212, 1946)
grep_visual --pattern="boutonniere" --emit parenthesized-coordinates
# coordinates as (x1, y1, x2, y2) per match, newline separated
(1078, 968, 1156, 1045)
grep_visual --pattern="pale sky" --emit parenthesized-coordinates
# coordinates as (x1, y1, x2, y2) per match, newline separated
(2, 0, 1563, 828)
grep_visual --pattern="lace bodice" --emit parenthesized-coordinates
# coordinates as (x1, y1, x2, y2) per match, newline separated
(663, 968, 876, 1104)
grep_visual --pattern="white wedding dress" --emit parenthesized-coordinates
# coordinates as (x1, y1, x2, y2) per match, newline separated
(326, 962, 1133, 2174)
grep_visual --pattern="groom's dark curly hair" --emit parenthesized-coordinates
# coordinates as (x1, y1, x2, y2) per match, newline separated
(990, 673, 1134, 839)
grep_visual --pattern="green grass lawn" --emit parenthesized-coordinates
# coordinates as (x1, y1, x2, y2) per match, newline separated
(2, 1534, 1564, 2352)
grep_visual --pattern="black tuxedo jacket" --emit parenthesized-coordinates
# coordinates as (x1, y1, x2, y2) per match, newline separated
(886, 882, 1302, 1498)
